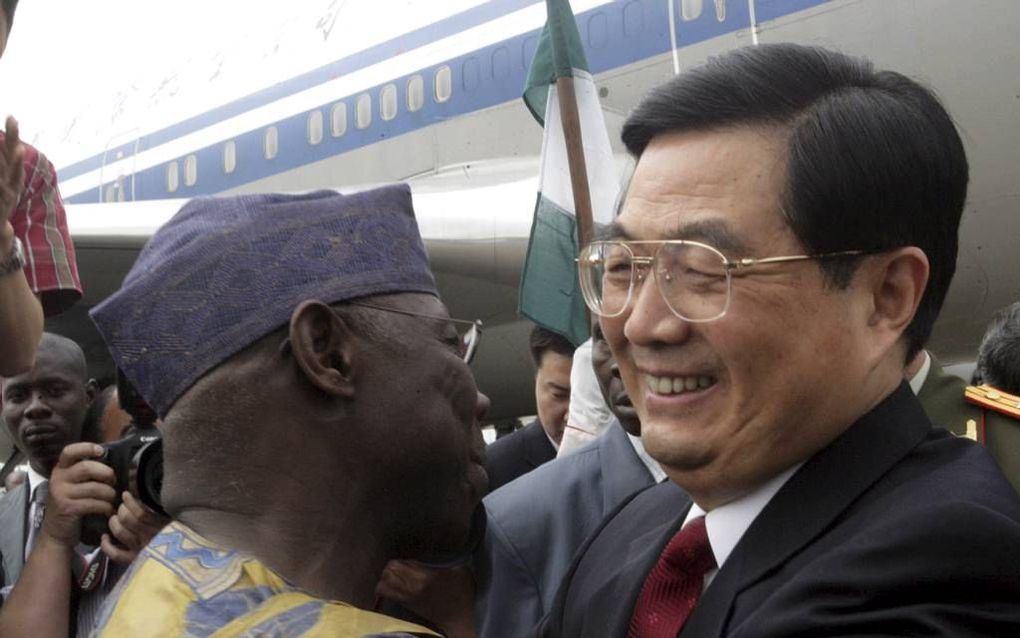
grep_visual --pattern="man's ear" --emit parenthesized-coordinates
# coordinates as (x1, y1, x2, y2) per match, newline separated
(288, 300, 357, 398)
(85, 379, 98, 404)
(863, 246, 929, 356)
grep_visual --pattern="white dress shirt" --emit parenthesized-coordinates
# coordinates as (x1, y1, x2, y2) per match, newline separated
(908, 349, 932, 396)
(681, 463, 804, 588)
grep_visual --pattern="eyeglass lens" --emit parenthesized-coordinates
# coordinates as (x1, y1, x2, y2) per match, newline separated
(581, 242, 730, 321)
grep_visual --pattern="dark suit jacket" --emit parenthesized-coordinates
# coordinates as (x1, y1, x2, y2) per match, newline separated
(476, 421, 655, 637)
(485, 419, 556, 492)
(540, 384, 1020, 637)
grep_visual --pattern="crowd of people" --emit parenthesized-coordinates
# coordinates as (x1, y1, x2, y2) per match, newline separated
(0, 5, 1018, 635)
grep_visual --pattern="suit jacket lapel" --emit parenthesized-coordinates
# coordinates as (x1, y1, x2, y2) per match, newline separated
(0, 483, 28, 585)
(572, 481, 691, 637)
(682, 383, 932, 637)
(599, 421, 655, 513)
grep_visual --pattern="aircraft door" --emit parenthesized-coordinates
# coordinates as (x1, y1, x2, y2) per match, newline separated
(99, 132, 141, 203)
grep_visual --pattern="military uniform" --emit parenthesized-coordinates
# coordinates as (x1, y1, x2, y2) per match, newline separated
(916, 361, 982, 436)
(965, 385, 1020, 494)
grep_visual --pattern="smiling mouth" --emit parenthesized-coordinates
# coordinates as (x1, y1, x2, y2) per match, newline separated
(644, 374, 718, 395)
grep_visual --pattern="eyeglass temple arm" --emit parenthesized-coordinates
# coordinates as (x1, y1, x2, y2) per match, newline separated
(726, 250, 864, 270)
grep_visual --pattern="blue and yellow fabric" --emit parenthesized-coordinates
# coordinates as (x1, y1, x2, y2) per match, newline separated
(91, 522, 438, 637)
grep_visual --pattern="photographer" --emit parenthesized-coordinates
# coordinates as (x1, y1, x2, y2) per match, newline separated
(0, 334, 164, 637)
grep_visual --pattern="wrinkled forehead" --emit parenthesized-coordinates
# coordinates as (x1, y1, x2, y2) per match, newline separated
(612, 127, 791, 249)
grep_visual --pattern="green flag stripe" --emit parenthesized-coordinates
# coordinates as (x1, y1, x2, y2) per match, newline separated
(523, 0, 591, 125)
(518, 194, 589, 346)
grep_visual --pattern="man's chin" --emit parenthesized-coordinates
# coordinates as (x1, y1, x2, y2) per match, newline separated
(641, 424, 715, 471)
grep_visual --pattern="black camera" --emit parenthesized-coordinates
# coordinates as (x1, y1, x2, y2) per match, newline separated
(80, 371, 166, 547)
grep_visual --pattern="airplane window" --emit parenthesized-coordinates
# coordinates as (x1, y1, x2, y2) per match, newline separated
(623, 1, 644, 37)
(308, 109, 324, 145)
(681, 0, 703, 21)
(264, 126, 279, 160)
(462, 57, 480, 91)
(434, 65, 452, 103)
(587, 12, 609, 49)
(331, 102, 348, 137)
(381, 84, 398, 121)
(167, 161, 179, 193)
(491, 47, 511, 80)
(223, 140, 237, 174)
(104, 183, 117, 203)
(356, 94, 372, 129)
(407, 75, 424, 112)
(184, 154, 198, 186)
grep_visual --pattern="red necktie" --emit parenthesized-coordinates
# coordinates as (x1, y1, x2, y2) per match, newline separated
(628, 516, 716, 638)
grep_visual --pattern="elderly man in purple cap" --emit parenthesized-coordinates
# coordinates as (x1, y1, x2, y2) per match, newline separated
(75, 186, 488, 637)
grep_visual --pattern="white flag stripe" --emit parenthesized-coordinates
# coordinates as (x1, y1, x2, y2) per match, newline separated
(539, 70, 618, 225)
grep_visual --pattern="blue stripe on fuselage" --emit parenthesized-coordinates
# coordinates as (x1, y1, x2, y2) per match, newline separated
(65, 0, 834, 203)
(59, 0, 546, 181)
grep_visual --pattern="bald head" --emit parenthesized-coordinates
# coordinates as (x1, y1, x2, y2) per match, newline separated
(2, 333, 95, 475)
(35, 333, 89, 381)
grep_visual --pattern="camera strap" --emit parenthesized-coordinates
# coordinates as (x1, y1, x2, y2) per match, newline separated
(71, 543, 107, 592)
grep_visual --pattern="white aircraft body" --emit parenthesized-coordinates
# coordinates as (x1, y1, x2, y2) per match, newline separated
(28, 0, 1020, 419)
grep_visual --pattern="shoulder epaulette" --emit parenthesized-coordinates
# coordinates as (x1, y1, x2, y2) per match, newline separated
(964, 384, 1020, 420)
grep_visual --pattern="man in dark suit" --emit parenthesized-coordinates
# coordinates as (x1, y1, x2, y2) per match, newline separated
(474, 321, 659, 637)
(544, 43, 1020, 636)
(485, 326, 574, 491)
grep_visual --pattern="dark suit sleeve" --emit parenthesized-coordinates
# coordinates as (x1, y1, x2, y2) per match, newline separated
(731, 500, 1020, 636)
(475, 510, 544, 638)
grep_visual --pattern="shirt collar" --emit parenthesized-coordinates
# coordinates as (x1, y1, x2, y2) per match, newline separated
(627, 432, 667, 483)
(682, 462, 803, 571)
(26, 465, 48, 500)
(545, 430, 560, 452)
(907, 350, 932, 396)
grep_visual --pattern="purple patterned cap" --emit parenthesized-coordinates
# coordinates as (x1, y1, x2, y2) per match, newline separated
(90, 185, 437, 418)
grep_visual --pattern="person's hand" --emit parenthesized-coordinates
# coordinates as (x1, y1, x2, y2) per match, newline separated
(101, 491, 169, 564)
(42, 443, 116, 548)
(0, 116, 25, 231)
(376, 560, 476, 638)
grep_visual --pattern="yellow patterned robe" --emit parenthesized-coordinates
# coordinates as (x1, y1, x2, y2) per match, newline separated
(90, 522, 437, 637)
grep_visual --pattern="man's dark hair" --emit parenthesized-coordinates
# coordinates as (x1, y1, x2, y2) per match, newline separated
(976, 302, 1020, 395)
(621, 43, 968, 362)
(529, 325, 576, 367)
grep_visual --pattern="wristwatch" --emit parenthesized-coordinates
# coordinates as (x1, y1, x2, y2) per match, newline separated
(0, 236, 26, 277)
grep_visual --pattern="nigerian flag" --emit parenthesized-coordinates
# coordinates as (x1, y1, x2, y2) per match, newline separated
(518, 0, 619, 347)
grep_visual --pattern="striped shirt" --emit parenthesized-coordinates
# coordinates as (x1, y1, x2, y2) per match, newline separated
(2, 136, 82, 315)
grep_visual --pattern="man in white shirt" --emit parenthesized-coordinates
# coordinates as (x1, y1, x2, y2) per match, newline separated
(540, 43, 1020, 637)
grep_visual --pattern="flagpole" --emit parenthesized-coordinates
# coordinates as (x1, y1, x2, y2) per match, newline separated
(547, 0, 594, 251)
(554, 76, 594, 249)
